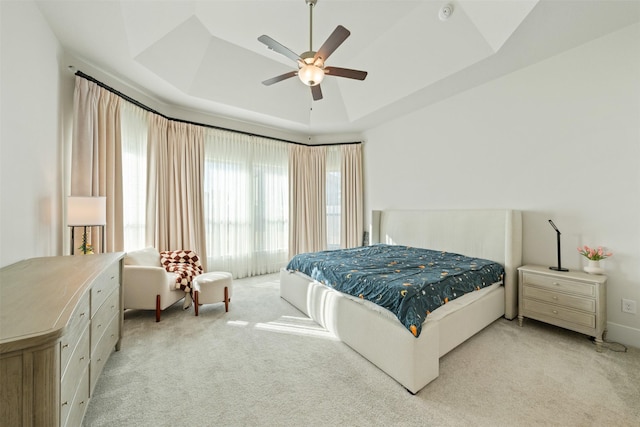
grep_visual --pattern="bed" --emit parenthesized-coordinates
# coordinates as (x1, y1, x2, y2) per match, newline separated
(279, 209, 522, 394)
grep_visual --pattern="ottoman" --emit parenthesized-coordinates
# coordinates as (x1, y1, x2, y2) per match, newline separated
(192, 271, 233, 316)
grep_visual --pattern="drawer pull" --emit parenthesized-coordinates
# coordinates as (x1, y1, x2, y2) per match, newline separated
(80, 312, 86, 317)
(80, 356, 85, 361)
(97, 289, 102, 293)
(62, 343, 69, 349)
(97, 324, 102, 329)
(62, 401, 68, 406)
(552, 296, 558, 300)
(552, 310, 558, 314)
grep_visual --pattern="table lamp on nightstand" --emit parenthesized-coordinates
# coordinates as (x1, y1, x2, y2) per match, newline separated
(548, 219, 569, 272)
(67, 196, 106, 255)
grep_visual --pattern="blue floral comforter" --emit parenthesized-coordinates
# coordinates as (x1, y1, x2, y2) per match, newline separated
(286, 244, 504, 337)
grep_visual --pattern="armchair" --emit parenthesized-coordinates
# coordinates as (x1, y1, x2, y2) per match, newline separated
(123, 247, 185, 322)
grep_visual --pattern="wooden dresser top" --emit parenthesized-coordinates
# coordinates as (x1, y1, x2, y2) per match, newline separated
(0, 253, 124, 352)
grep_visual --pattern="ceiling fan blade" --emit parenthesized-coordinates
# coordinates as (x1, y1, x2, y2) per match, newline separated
(311, 85, 323, 101)
(258, 35, 301, 63)
(324, 67, 368, 81)
(314, 25, 350, 62)
(262, 71, 297, 86)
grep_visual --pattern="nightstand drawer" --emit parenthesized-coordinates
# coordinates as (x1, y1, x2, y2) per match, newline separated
(522, 272, 595, 297)
(523, 286, 595, 313)
(523, 299, 595, 328)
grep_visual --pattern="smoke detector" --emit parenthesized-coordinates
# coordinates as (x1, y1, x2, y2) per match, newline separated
(439, 4, 454, 21)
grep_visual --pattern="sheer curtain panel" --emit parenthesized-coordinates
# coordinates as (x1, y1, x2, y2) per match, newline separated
(204, 130, 289, 278)
(120, 103, 148, 251)
(326, 146, 341, 250)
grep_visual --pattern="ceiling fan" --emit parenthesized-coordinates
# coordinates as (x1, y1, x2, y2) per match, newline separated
(258, 0, 367, 101)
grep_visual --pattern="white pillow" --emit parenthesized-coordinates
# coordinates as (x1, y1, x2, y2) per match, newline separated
(125, 247, 160, 266)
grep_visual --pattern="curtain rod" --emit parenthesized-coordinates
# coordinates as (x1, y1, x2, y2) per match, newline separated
(74, 71, 361, 147)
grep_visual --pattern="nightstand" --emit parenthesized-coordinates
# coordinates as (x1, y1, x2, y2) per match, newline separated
(518, 265, 607, 351)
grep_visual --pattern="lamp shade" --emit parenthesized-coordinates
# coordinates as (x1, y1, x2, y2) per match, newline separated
(67, 196, 106, 226)
(298, 64, 325, 86)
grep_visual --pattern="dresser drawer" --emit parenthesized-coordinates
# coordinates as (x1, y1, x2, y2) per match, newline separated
(61, 366, 90, 427)
(60, 292, 90, 374)
(90, 314, 119, 394)
(523, 299, 596, 328)
(61, 324, 89, 422)
(91, 288, 119, 355)
(522, 272, 595, 297)
(91, 263, 120, 317)
(523, 285, 595, 313)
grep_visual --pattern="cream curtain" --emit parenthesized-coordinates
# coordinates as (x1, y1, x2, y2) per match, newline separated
(340, 144, 364, 248)
(71, 77, 123, 253)
(72, 74, 361, 273)
(147, 118, 207, 269)
(288, 144, 327, 256)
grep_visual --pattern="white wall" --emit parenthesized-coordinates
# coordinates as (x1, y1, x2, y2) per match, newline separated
(0, 1, 68, 267)
(363, 24, 640, 347)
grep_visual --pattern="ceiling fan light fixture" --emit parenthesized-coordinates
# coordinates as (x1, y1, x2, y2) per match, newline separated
(258, 0, 366, 100)
(298, 62, 324, 86)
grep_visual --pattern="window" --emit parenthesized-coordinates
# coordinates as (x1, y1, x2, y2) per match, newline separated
(204, 131, 289, 278)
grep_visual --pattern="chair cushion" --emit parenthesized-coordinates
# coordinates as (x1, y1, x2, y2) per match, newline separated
(125, 247, 161, 266)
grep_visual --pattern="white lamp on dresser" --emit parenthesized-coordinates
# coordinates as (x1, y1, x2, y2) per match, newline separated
(67, 196, 106, 254)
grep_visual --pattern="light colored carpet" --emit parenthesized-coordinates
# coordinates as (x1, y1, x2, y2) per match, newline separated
(83, 273, 640, 426)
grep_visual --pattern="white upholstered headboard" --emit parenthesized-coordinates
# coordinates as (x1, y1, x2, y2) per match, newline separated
(371, 209, 522, 319)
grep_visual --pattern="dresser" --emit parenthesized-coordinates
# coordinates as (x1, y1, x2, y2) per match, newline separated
(0, 253, 124, 426)
(517, 265, 607, 351)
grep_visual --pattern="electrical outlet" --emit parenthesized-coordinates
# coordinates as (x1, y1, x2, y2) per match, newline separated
(622, 299, 637, 314)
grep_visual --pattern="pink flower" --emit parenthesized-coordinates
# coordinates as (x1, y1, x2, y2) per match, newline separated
(577, 245, 612, 261)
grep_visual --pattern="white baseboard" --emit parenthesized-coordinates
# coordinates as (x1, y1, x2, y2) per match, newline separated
(606, 321, 640, 349)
